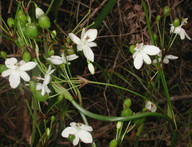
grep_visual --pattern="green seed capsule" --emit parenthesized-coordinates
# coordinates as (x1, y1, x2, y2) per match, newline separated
(24, 23, 39, 38)
(129, 45, 136, 54)
(7, 17, 15, 28)
(22, 51, 32, 62)
(0, 51, 7, 59)
(109, 139, 118, 147)
(173, 18, 180, 27)
(29, 81, 36, 92)
(68, 134, 75, 142)
(121, 108, 133, 117)
(123, 98, 132, 108)
(48, 50, 55, 56)
(17, 9, 27, 24)
(156, 15, 161, 22)
(163, 6, 171, 16)
(38, 15, 51, 29)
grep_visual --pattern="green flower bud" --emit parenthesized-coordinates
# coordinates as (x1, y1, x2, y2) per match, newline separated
(0, 51, 7, 59)
(173, 18, 180, 27)
(109, 139, 118, 147)
(7, 17, 14, 28)
(121, 108, 133, 117)
(29, 81, 36, 92)
(38, 15, 51, 29)
(48, 50, 55, 56)
(68, 134, 75, 142)
(22, 51, 32, 62)
(153, 33, 158, 41)
(123, 98, 132, 108)
(116, 121, 123, 129)
(129, 45, 136, 54)
(16, 9, 27, 24)
(51, 116, 55, 122)
(51, 30, 57, 39)
(46, 128, 50, 136)
(163, 6, 171, 16)
(24, 23, 39, 38)
(155, 15, 161, 22)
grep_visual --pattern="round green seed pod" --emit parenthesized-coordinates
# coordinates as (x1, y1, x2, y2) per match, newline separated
(7, 17, 15, 28)
(129, 45, 136, 54)
(121, 108, 133, 117)
(16, 9, 27, 24)
(173, 18, 180, 27)
(38, 15, 51, 29)
(22, 51, 32, 62)
(24, 23, 39, 38)
(163, 6, 171, 16)
(109, 139, 118, 147)
(123, 98, 132, 108)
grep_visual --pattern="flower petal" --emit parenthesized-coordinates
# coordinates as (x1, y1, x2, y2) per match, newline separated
(88, 42, 97, 47)
(61, 127, 77, 138)
(133, 53, 143, 69)
(2, 69, 12, 77)
(36, 83, 43, 90)
(48, 56, 65, 65)
(69, 33, 81, 45)
(84, 29, 97, 42)
(163, 58, 169, 64)
(151, 105, 157, 112)
(73, 135, 80, 146)
(81, 28, 86, 39)
(79, 130, 93, 144)
(5, 58, 17, 68)
(20, 71, 30, 81)
(142, 53, 151, 64)
(145, 101, 152, 110)
(9, 72, 20, 88)
(179, 29, 185, 40)
(143, 45, 160, 56)
(166, 55, 178, 60)
(83, 46, 94, 62)
(77, 44, 84, 51)
(35, 7, 44, 19)
(80, 125, 93, 132)
(20, 62, 37, 71)
(67, 54, 79, 61)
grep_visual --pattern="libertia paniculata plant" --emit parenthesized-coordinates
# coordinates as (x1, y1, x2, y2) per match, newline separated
(0, 0, 191, 146)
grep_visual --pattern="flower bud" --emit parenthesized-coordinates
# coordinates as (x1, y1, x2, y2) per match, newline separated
(129, 45, 136, 54)
(163, 6, 171, 16)
(46, 128, 50, 136)
(38, 15, 51, 29)
(51, 116, 55, 122)
(155, 15, 161, 22)
(123, 98, 132, 108)
(68, 134, 75, 142)
(51, 30, 57, 39)
(109, 139, 118, 147)
(48, 50, 55, 56)
(116, 121, 123, 129)
(153, 33, 158, 41)
(88, 62, 95, 75)
(35, 7, 44, 19)
(29, 81, 36, 92)
(173, 18, 180, 27)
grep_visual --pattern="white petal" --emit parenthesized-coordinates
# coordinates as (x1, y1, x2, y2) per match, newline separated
(163, 58, 169, 64)
(20, 62, 37, 71)
(166, 55, 178, 60)
(19, 71, 30, 81)
(69, 33, 81, 45)
(184, 31, 191, 40)
(44, 75, 51, 85)
(151, 105, 157, 112)
(142, 53, 151, 64)
(36, 83, 43, 90)
(73, 135, 80, 146)
(41, 86, 46, 96)
(9, 72, 20, 88)
(48, 56, 65, 65)
(80, 125, 93, 132)
(83, 46, 94, 62)
(61, 127, 77, 138)
(88, 42, 97, 47)
(179, 29, 185, 40)
(77, 44, 84, 51)
(2, 69, 12, 77)
(88, 63, 95, 75)
(67, 54, 79, 61)
(5, 58, 17, 68)
(44, 85, 51, 94)
(84, 29, 98, 42)
(143, 45, 160, 56)
(145, 101, 152, 110)
(81, 28, 86, 39)
(79, 130, 93, 144)
(133, 53, 143, 70)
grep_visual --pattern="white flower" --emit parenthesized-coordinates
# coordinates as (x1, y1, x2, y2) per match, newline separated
(69, 28, 97, 62)
(48, 53, 78, 65)
(1, 58, 37, 88)
(88, 62, 95, 75)
(170, 18, 191, 40)
(36, 65, 55, 96)
(133, 43, 160, 69)
(61, 122, 93, 146)
(153, 52, 178, 64)
(145, 101, 157, 112)
(35, 7, 44, 19)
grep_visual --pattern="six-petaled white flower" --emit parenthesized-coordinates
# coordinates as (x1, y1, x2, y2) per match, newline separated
(170, 18, 191, 40)
(48, 53, 78, 65)
(61, 122, 93, 146)
(153, 51, 178, 64)
(1, 58, 37, 88)
(133, 43, 160, 69)
(145, 101, 157, 112)
(69, 28, 97, 62)
(36, 65, 55, 96)
(35, 7, 44, 19)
